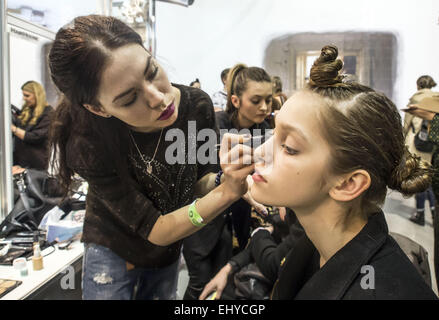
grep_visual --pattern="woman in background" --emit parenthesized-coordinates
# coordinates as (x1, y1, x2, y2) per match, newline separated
(216, 63, 274, 252)
(190, 78, 201, 89)
(12, 80, 53, 171)
(182, 64, 273, 300)
(267, 76, 288, 128)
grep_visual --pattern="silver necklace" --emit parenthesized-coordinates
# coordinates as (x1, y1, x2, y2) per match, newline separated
(129, 129, 164, 175)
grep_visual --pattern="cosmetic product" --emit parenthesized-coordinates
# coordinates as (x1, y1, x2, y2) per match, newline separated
(32, 242, 44, 271)
(13, 257, 28, 277)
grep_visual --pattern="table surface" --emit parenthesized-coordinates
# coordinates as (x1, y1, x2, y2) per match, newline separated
(0, 240, 84, 300)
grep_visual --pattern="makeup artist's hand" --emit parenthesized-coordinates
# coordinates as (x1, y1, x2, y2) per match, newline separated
(219, 133, 255, 201)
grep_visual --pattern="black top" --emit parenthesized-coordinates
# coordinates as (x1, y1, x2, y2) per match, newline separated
(271, 211, 438, 300)
(229, 209, 305, 282)
(66, 84, 219, 268)
(13, 106, 54, 171)
(215, 111, 271, 138)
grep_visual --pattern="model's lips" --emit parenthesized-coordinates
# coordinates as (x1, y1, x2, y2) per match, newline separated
(157, 101, 175, 121)
(252, 172, 267, 183)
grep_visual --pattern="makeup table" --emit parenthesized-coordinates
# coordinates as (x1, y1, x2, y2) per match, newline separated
(0, 240, 84, 300)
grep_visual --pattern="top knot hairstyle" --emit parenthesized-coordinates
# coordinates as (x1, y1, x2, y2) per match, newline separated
(309, 45, 344, 87)
(305, 45, 432, 214)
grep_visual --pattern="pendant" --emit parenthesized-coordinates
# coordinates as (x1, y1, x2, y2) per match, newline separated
(147, 163, 153, 174)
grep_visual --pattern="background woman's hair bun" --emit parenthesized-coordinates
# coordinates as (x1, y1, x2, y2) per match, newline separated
(309, 45, 344, 87)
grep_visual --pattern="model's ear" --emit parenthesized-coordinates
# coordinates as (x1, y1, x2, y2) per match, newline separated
(329, 170, 371, 202)
(231, 95, 240, 109)
(83, 104, 112, 118)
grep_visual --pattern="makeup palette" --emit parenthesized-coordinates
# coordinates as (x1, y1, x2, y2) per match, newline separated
(0, 279, 22, 298)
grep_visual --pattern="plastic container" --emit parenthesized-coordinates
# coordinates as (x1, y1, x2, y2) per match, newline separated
(12, 257, 28, 277)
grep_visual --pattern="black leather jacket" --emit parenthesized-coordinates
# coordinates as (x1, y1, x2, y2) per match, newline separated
(271, 211, 438, 300)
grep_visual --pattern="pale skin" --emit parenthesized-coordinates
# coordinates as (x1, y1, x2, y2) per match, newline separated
(81, 43, 255, 246)
(251, 91, 370, 267)
(200, 91, 372, 299)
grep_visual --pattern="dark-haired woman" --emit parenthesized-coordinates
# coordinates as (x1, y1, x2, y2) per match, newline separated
(12, 81, 53, 171)
(181, 64, 274, 300)
(216, 63, 274, 252)
(248, 45, 436, 299)
(190, 78, 201, 89)
(48, 15, 254, 300)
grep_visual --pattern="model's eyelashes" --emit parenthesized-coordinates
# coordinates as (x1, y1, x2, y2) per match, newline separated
(281, 144, 299, 155)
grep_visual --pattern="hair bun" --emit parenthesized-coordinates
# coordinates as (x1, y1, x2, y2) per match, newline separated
(388, 149, 432, 196)
(309, 45, 344, 87)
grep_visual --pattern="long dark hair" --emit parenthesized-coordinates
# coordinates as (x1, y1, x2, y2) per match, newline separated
(48, 15, 144, 192)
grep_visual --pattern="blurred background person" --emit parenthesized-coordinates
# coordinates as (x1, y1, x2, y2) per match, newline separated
(403, 75, 437, 225)
(267, 76, 288, 128)
(211, 68, 230, 112)
(272, 76, 288, 106)
(11, 80, 53, 172)
(190, 78, 201, 89)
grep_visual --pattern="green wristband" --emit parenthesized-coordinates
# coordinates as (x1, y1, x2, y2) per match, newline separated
(188, 199, 206, 227)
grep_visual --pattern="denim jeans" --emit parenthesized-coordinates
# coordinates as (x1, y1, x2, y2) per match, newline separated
(415, 186, 436, 213)
(82, 243, 179, 300)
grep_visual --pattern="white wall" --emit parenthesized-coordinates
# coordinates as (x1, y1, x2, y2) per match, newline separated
(8, 30, 51, 108)
(155, 0, 439, 108)
(7, 0, 108, 32)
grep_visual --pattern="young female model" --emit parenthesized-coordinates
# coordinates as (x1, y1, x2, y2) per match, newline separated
(202, 45, 437, 300)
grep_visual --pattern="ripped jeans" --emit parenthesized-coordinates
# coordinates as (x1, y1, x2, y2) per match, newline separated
(82, 243, 179, 300)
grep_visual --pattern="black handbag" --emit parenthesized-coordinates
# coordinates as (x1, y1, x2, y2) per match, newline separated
(233, 262, 273, 300)
(414, 120, 434, 153)
(0, 169, 84, 238)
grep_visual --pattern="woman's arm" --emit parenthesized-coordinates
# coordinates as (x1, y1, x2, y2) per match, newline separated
(149, 133, 254, 246)
(11, 124, 26, 140)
